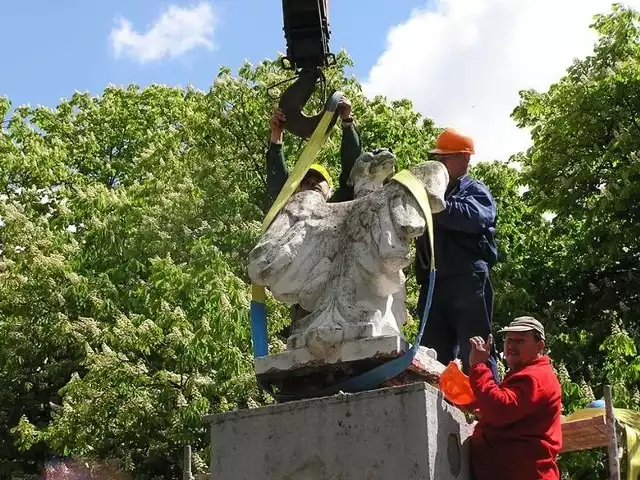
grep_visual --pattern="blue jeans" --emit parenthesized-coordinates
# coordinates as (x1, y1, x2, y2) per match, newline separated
(418, 271, 500, 383)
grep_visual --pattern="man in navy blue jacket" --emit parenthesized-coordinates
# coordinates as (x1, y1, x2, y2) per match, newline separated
(415, 128, 500, 382)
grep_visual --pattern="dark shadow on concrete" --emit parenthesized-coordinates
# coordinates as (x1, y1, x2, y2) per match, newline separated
(434, 385, 473, 479)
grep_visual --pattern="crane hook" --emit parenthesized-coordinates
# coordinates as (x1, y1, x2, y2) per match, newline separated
(278, 68, 340, 138)
(276, 0, 339, 138)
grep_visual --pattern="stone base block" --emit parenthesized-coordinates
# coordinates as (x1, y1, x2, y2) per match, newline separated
(286, 322, 377, 350)
(255, 341, 446, 402)
(205, 382, 473, 480)
(255, 334, 408, 376)
(384, 346, 446, 387)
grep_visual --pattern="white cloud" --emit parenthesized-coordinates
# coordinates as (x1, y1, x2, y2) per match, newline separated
(364, 0, 640, 162)
(110, 2, 216, 63)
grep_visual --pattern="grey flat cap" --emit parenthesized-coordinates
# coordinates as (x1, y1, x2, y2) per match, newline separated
(497, 316, 545, 340)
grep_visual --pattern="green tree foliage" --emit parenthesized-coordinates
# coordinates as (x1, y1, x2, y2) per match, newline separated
(512, 2, 640, 406)
(0, 53, 438, 478)
(2, 4, 640, 478)
(506, 4, 640, 478)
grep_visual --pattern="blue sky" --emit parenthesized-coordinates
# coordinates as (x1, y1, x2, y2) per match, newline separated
(3, 0, 634, 161)
(2, 0, 425, 110)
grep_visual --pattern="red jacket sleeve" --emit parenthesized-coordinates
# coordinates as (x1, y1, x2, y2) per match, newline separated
(469, 363, 542, 426)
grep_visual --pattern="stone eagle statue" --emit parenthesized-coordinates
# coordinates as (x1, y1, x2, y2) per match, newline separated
(248, 151, 449, 359)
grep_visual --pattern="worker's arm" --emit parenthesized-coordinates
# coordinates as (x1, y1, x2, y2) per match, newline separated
(266, 109, 289, 201)
(331, 98, 361, 202)
(469, 363, 541, 426)
(434, 182, 496, 234)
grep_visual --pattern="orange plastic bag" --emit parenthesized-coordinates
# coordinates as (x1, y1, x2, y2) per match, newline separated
(439, 361, 476, 407)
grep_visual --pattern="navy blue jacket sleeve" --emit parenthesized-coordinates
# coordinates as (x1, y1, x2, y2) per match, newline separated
(434, 182, 496, 233)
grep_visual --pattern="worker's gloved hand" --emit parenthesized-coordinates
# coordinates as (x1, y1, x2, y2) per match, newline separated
(270, 108, 287, 143)
(338, 96, 352, 121)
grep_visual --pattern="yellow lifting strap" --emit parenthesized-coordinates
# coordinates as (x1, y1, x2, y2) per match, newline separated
(261, 108, 338, 232)
(253, 154, 437, 299)
(252, 95, 342, 310)
(391, 169, 436, 271)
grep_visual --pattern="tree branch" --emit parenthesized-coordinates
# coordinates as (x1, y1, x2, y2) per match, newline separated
(219, 108, 268, 191)
(621, 96, 640, 136)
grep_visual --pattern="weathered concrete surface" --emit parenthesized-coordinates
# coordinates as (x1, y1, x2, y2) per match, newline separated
(254, 334, 409, 375)
(204, 382, 473, 480)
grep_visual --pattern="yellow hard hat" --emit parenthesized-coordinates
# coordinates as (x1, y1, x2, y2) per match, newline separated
(307, 164, 333, 189)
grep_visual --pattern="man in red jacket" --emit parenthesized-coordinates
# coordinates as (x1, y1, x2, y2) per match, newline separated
(468, 316, 563, 480)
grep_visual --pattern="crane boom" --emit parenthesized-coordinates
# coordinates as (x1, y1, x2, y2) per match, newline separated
(281, 0, 332, 71)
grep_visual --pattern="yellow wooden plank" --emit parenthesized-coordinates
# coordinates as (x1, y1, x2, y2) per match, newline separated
(561, 414, 608, 453)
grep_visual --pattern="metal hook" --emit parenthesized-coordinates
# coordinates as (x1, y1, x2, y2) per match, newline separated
(277, 68, 341, 138)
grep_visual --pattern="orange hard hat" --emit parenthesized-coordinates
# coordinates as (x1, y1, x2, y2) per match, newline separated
(439, 361, 476, 407)
(431, 128, 475, 155)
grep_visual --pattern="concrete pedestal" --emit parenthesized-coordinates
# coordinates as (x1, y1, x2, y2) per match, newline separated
(204, 382, 473, 480)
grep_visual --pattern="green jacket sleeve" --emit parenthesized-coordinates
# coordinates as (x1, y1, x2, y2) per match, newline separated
(330, 124, 362, 203)
(266, 142, 289, 201)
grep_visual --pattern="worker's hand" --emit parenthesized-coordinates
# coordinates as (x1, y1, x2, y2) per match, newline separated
(338, 96, 352, 121)
(269, 109, 286, 143)
(469, 334, 493, 366)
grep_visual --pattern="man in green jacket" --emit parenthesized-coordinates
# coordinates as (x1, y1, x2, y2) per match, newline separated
(266, 97, 362, 203)
(266, 97, 362, 337)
